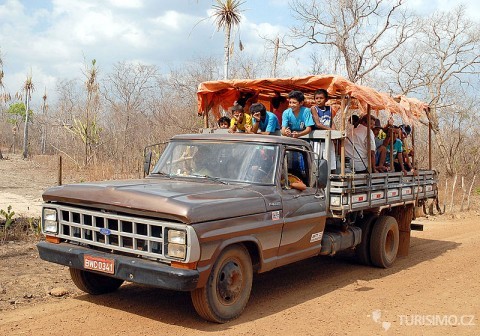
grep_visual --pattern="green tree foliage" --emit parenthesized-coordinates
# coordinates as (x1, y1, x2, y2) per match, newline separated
(6, 102, 33, 126)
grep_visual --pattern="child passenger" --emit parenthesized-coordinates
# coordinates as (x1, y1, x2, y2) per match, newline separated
(250, 103, 280, 135)
(217, 116, 231, 129)
(311, 89, 334, 130)
(229, 104, 252, 133)
(281, 90, 314, 138)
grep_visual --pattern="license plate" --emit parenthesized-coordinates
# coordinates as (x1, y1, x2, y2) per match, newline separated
(84, 255, 115, 274)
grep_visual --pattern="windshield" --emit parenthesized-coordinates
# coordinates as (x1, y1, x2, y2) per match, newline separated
(151, 140, 279, 185)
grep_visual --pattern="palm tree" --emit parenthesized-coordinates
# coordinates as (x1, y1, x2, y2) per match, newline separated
(212, 0, 244, 79)
(21, 75, 34, 159)
(41, 88, 48, 154)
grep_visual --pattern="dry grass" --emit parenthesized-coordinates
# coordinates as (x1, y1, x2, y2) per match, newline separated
(32, 154, 141, 183)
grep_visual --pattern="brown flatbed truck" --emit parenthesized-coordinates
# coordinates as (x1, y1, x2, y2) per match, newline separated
(37, 75, 438, 323)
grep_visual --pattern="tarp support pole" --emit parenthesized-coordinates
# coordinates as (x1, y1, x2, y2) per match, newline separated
(203, 110, 209, 128)
(366, 105, 372, 173)
(340, 95, 346, 176)
(412, 124, 416, 169)
(428, 121, 432, 170)
(389, 127, 394, 172)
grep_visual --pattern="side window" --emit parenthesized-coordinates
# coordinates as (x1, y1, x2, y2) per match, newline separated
(284, 149, 310, 186)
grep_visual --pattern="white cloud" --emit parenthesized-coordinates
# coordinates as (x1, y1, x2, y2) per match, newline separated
(151, 10, 186, 30)
(106, 0, 144, 9)
(1, 0, 479, 108)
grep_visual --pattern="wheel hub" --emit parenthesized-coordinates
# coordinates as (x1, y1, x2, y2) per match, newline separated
(217, 261, 243, 305)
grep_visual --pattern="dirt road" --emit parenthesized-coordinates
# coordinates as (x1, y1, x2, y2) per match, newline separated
(0, 155, 479, 335)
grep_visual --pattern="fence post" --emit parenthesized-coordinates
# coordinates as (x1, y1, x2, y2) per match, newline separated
(449, 174, 457, 213)
(467, 175, 476, 210)
(57, 155, 63, 186)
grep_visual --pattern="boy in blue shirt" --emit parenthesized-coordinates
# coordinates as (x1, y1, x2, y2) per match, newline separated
(250, 103, 280, 135)
(281, 90, 315, 138)
(311, 89, 334, 130)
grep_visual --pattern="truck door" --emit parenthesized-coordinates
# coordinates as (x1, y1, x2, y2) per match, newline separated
(277, 147, 327, 267)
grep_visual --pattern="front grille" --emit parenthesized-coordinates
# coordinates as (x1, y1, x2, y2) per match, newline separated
(52, 205, 184, 260)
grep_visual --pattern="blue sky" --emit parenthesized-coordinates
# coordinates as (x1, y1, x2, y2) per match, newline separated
(0, 0, 478, 106)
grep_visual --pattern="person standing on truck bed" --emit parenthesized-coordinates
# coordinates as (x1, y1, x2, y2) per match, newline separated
(345, 115, 378, 173)
(271, 91, 288, 124)
(281, 90, 314, 138)
(310, 88, 337, 172)
(229, 104, 252, 133)
(250, 103, 280, 135)
(311, 89, 334, 130)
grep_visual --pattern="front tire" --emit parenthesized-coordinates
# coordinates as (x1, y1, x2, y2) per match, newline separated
(369, 216, 399, 268)
(191, 244, 253, 323)
(69, 268, 124, 295)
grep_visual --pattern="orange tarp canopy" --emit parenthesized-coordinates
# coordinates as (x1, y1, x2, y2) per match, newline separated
(197, 74, 428, 122)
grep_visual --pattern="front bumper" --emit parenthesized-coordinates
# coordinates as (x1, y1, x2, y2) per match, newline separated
(37, 241, 199, 291)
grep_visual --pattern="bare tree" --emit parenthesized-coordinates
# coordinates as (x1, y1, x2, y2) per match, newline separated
(285, 0, 416, 82)
(385, 6, 480, 176)
(212, 0, 244, 79)
(102, 62, 159, 171)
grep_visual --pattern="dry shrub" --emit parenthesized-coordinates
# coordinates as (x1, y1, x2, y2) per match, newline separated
(0, 216, 41, 244)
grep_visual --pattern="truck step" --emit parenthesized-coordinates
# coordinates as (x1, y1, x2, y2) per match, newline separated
(410, 222, 424, 231)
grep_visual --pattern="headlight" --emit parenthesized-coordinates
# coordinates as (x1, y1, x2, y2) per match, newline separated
(43, 208, 58, 234)
(168, 229, 186, 244)
(167, 243, 186, 259)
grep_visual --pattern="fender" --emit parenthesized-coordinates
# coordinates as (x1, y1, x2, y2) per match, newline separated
(195, 235, 264, 288)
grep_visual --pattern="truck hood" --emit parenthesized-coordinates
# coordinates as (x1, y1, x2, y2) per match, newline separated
(42, 178, 267, 224)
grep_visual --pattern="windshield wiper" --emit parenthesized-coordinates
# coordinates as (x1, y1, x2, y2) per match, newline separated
(151, 172, 173, 179)
(190, 174, 228, 185)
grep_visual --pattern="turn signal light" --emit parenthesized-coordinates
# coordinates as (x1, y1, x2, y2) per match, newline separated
(45, 235, 61, 244)
(171, 261, 197, 270)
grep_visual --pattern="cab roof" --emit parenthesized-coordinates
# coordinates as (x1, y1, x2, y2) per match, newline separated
(171, 133, 311, 147)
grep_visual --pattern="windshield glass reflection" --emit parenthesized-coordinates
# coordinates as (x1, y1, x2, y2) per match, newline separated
(152, 141, 278, 185)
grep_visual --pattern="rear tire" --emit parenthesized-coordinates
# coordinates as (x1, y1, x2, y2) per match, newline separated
(369, 216, 399, 268)
(69, 268, 124, 295)
(355, 215, 377, 265)
(191, 244, 253, 323)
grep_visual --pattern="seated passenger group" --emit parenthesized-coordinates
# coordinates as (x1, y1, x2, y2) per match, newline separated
(217, 89, 413, 174)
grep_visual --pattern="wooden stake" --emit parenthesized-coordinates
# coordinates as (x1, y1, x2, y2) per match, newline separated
(467, 175, 476, 210)
(57, 155, 63, 186)
(449, 174, 457, 213)
(443, 178, 448, 214)
(460, 176, 466, 211)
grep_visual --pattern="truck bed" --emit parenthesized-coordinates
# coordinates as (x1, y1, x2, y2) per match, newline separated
(328, 170, 437, 217)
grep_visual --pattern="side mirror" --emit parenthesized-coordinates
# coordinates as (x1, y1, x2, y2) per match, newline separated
(316, 159, 328, 189)
(143, 149, 152, 177)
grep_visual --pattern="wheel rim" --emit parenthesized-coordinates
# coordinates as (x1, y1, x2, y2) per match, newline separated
(385, 229, 395, 257)
(216, 259, 244, 306)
